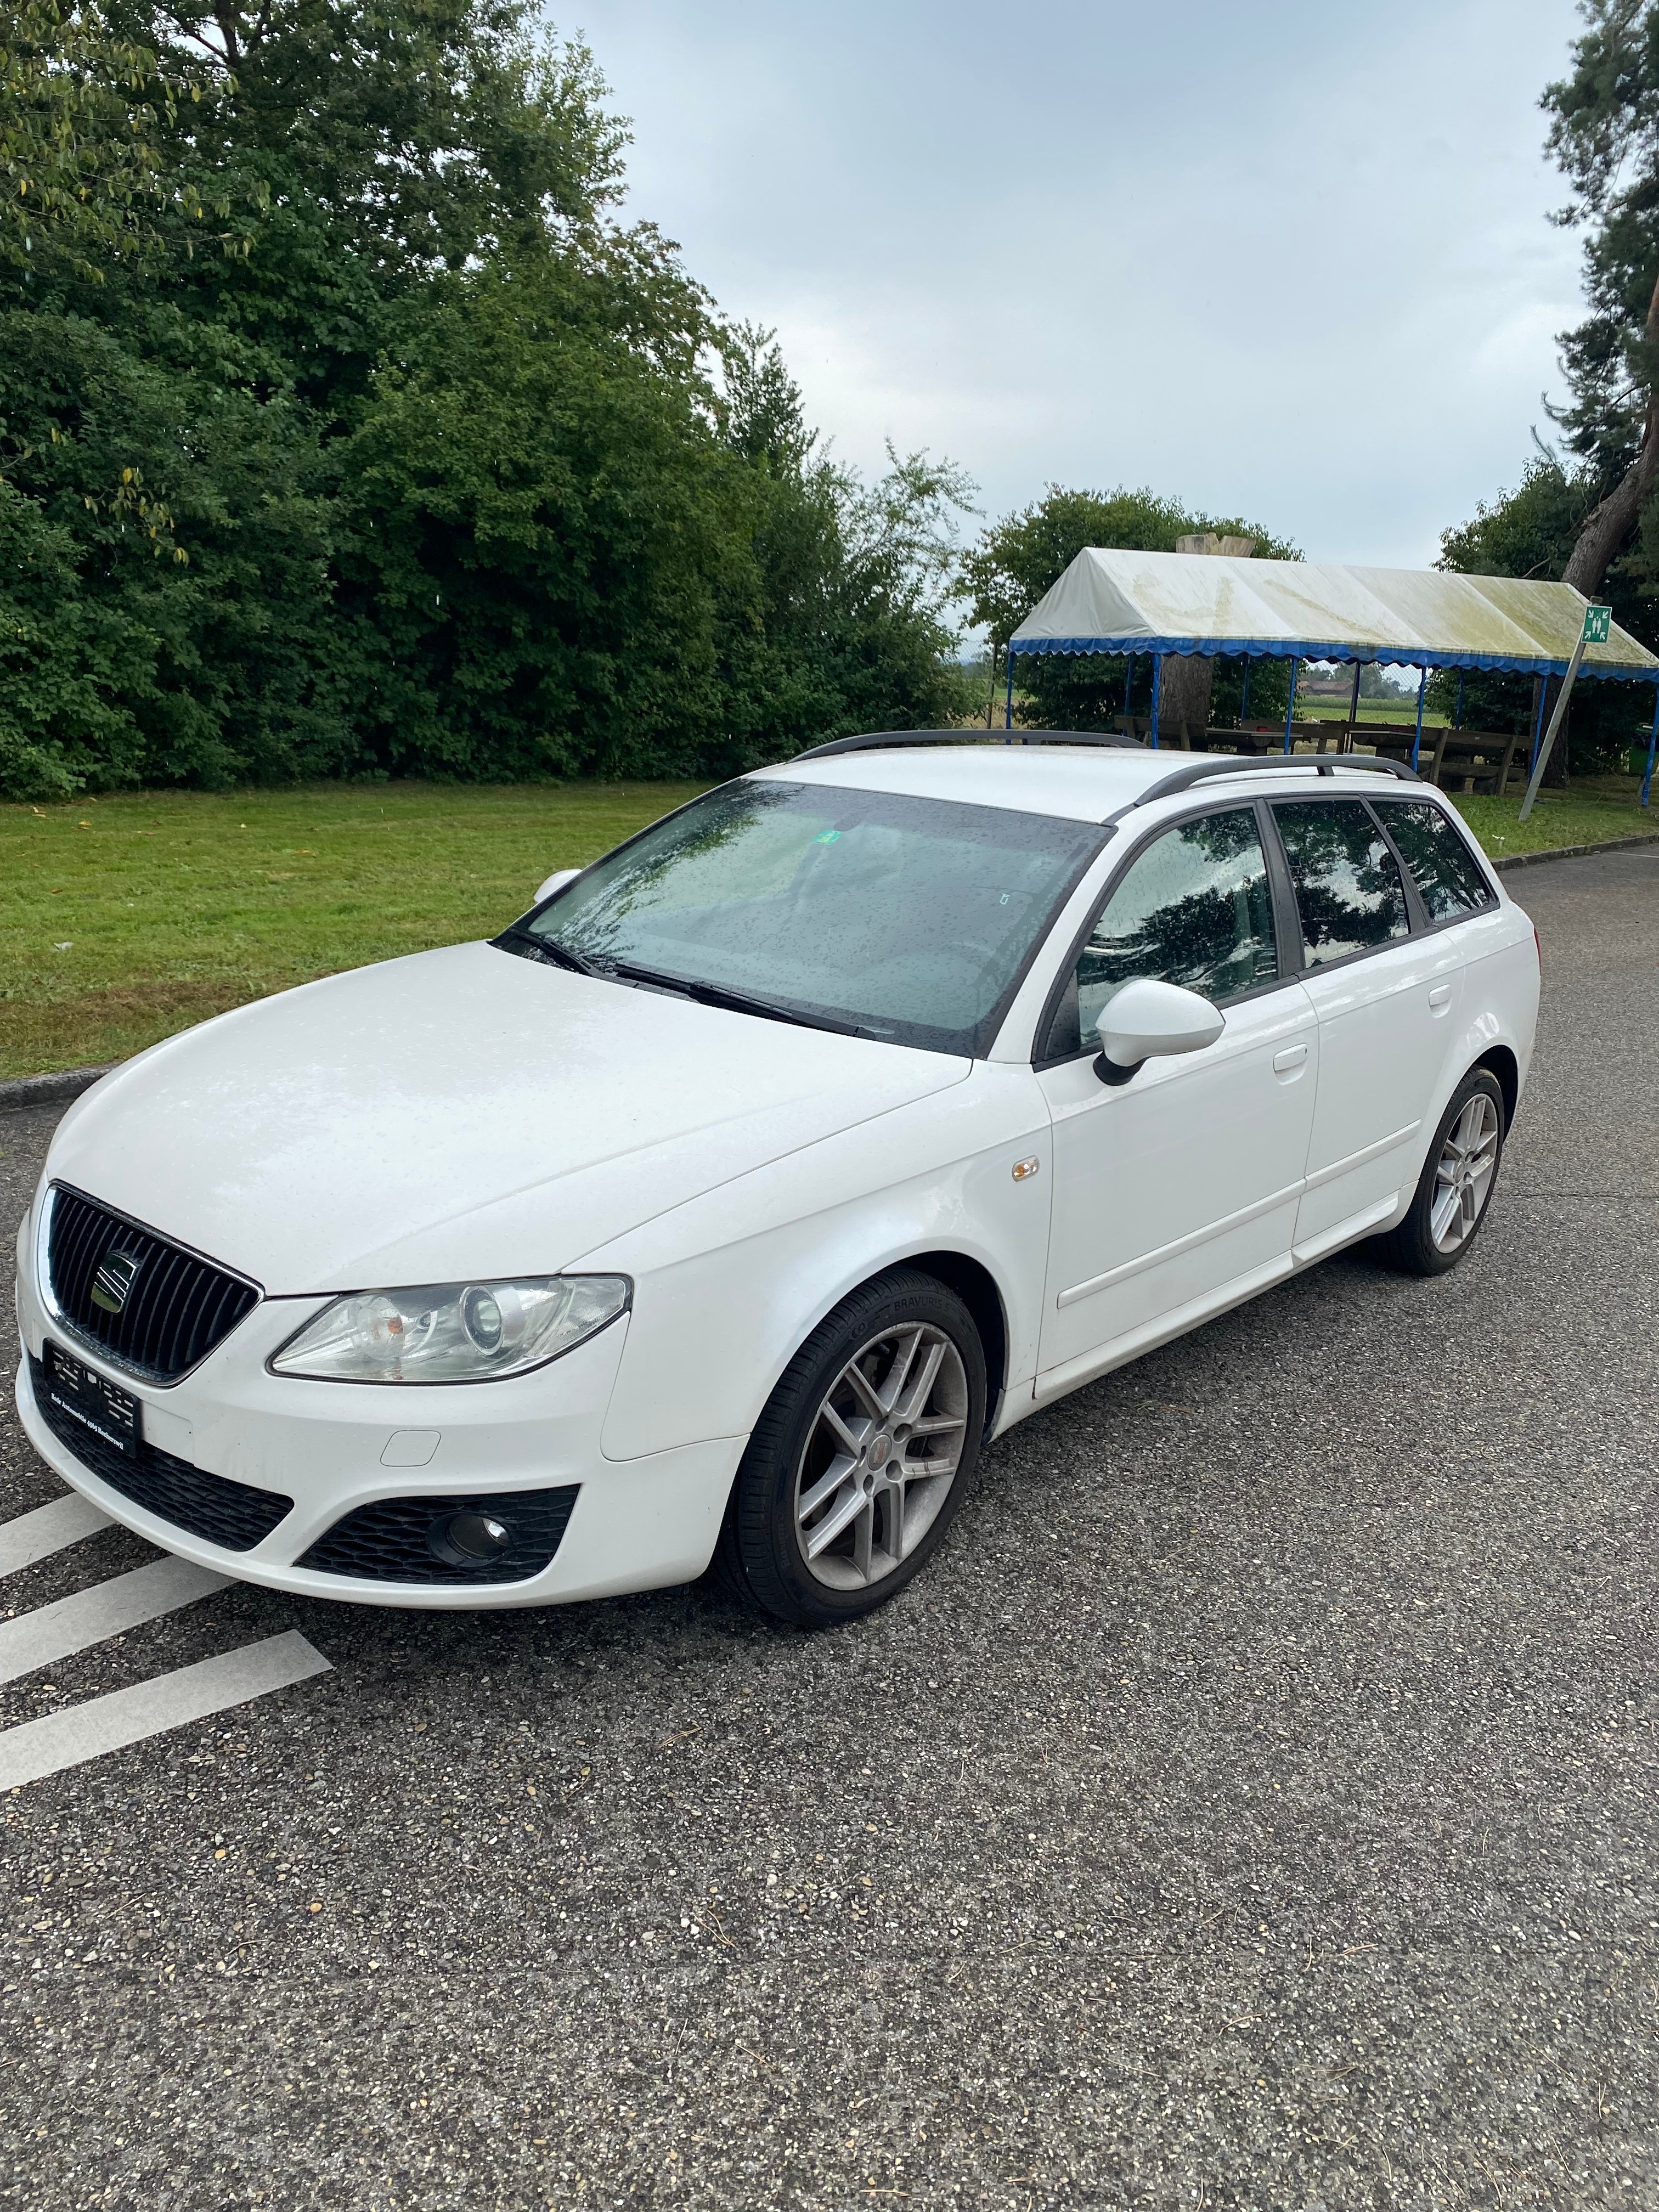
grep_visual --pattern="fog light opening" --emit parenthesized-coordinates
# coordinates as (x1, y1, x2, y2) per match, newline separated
(428, 1510, 513, 1568)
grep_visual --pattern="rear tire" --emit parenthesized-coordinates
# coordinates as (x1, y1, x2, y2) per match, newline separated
(1374, 1066, 1505, 1277)
(715, 1268, 986, 1628)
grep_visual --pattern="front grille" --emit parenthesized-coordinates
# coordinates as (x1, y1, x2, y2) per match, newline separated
(298, 1487, 579, 1585)
(46, 1184, 259, 1384)
(29, 1355, 294, 1551)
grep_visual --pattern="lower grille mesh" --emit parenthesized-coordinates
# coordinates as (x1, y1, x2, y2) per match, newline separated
(29, 1355, 294, 1552)
(298, 1487, 579, 1585)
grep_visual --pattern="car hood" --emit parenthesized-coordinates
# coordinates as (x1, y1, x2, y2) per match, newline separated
(45, 943, 970, 1293)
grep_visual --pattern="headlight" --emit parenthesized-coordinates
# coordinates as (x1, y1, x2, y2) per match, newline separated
(268, 1276, 630, 1384)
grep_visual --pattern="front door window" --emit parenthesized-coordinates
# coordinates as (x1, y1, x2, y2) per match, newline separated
(1043, 806, 1279, 1059)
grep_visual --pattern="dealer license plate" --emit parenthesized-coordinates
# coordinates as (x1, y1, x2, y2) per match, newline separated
(42, 1340, 141, 1461)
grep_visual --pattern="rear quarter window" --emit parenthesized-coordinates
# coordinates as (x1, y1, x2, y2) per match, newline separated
(1377, 800, 1496, 921)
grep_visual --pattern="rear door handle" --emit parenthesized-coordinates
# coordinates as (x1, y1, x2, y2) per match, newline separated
(1428, 983, 1453, 1012)
(1272, 1042, 1309, 1074)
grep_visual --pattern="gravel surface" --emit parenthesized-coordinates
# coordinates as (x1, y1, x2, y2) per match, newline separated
(0, 847, 1654, 2211)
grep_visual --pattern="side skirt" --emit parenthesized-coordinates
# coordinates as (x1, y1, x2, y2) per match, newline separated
(998, 1188, 1403, 1434)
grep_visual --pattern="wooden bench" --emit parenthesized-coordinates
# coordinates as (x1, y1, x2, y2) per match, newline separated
(1361, 725, 1522, 795)
(1238, 719, 1523, 794)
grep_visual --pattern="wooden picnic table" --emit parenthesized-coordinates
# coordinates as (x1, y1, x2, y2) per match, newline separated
(1111, 714, 1523, 794)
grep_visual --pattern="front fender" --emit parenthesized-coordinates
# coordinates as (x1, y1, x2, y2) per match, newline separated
(585, 1064, 1052, 1462)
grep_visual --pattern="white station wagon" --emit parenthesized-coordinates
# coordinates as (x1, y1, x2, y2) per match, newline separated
(14, 737, 1539, 1626)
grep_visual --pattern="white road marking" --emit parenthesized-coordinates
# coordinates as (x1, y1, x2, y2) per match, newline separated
(0, 1494, 113, 1578)
(0, 1630, 331, 1790)
(0, 1555, 229, 1686)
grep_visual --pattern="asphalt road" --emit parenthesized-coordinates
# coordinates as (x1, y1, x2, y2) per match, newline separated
(1, 845, 1655, 2211)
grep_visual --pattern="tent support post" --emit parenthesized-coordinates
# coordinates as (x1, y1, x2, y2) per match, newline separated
(1346, 661, 1362, 752)
(1282, 657, 1299, 754)
(1528, 678, 1550, 775)
(1455, 672, 1465, 729)
(1149, 654, 1163, 749)
(1239, 659, 1250, 721)
(1641, 687, 1658, 808)
(1410, 667, 1427, 772)
(1124, 653, 1135, 723)
(1004, 648, 1014, 732)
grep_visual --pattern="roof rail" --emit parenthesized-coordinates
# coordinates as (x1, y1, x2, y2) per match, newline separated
(1105, 750, 1420, 822)
(792, 727, 1147, 761)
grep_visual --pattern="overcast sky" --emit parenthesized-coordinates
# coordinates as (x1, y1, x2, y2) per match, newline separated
(568, 0, 1587, 571)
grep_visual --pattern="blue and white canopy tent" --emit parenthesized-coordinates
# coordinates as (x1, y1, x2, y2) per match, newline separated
(1006, 549, 1659, 804)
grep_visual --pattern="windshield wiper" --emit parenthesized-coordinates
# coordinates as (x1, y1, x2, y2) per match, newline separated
(503, 935, 865, 1034)
(504, 930, 602, 979)
(606, 960, 855, 1034)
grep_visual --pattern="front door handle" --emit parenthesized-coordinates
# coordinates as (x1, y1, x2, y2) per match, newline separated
(1272, 1042, 1309, 1074)
(1428, 983, 1453, 1012)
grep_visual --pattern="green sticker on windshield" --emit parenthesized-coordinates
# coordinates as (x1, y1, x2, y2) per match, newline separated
(812, 828, 842, 844)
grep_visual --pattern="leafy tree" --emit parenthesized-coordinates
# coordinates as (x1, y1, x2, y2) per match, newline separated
(710, 327, 979, 751)
(0, 476, 139, 797)
(0, 3, 980, 797)
(1, 0, 233, 284)
(1429, 455, 1655, 768)
(1542, 1, 1659, 592)
(336, 252, 741, 780)
(958, 484, 1298, 730)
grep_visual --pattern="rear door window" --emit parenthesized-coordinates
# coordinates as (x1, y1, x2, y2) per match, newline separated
(1272, 799, 1410, 968)
(1375, 799, 1495, 920)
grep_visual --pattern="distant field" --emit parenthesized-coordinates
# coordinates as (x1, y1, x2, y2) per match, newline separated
(1, 772, 1652, 1078)
(0, 781, 704, 1078)
(1297, 696, 1448, 725)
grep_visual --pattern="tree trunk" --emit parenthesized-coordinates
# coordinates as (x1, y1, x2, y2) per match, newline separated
(1563, 266, 1659, 597)
(1156, 653, 1214, 742)
(1159, 534, 1256, 741)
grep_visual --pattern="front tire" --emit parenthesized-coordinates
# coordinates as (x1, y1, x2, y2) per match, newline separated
(716, 1268, 987, 1627)
(1374, 1066, 1505, 1276)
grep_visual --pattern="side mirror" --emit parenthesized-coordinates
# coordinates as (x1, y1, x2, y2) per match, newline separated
(534, 867, 581, 905)
(1095, 978, 1224, 1085)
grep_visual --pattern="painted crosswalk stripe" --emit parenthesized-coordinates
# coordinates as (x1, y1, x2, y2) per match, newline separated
(0, 1494, 113, 1578)
(0, 1630, 331, 1790)
(0, 1556, 229, 1686)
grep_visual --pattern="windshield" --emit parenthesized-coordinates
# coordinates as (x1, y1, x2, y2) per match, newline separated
(511, 778, 1105, 1056)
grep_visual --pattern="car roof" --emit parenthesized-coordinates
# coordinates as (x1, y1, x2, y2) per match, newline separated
(748, 741, 1425, 826)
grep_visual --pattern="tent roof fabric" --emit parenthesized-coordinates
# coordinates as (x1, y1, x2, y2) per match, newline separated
(1008, 549, 1659, 684)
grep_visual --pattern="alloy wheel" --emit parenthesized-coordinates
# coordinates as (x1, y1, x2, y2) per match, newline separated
(1429, 1091, 1500, 1253)
(793, 1323, 969, 1591)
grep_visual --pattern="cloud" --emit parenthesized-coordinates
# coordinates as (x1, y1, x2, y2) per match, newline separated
(571, 0, 1585, 565)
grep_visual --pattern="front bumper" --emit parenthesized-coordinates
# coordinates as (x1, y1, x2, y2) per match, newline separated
(14, 1237, 742, 1610)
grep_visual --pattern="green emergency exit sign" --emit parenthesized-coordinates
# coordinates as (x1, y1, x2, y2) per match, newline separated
(1582, 603, 1612, 644)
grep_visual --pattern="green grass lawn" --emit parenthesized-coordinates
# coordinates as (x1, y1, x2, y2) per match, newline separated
(1, 771, 1654, 1079)
(1451, 776, 1655, 862)
(0, 781, 703, 1078)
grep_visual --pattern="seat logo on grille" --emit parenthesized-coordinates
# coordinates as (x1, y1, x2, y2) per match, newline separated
(89, 1249, 142, 1316)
